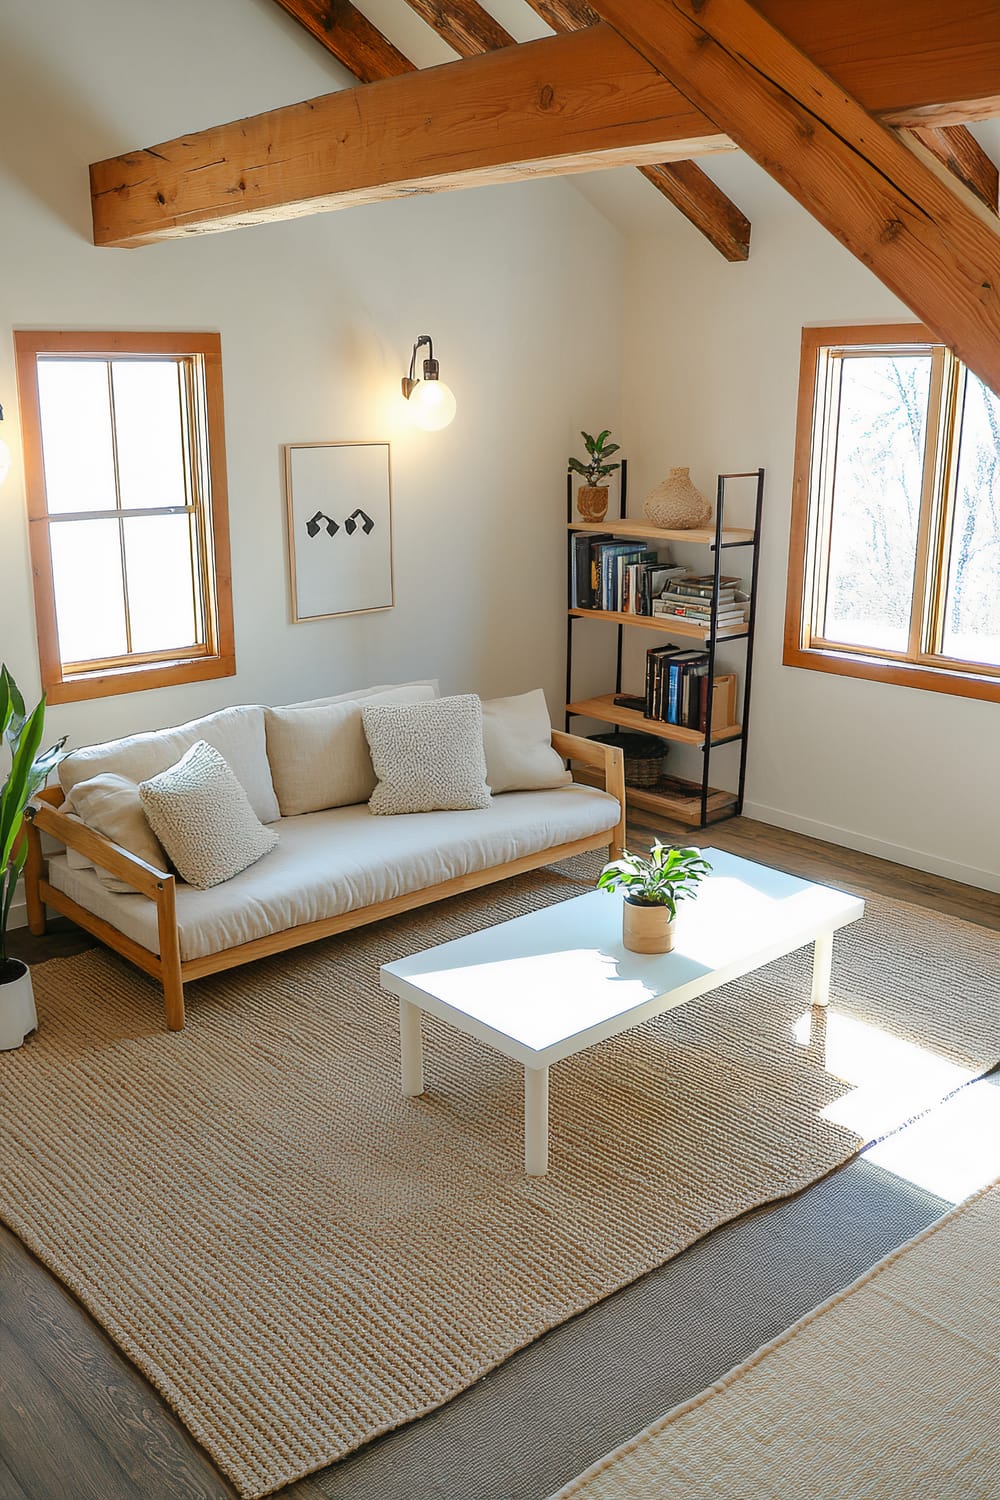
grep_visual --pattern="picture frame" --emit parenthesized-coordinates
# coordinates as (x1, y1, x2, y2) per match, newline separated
(283, 441, 394, 622)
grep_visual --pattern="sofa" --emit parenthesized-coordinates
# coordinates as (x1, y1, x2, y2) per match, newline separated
(24, 682, 625, 1031)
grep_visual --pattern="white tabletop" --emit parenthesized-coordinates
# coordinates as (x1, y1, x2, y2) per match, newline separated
(380, 849, 864, 1066)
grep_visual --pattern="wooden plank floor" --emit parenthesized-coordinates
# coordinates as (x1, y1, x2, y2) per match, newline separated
(2, 814, 997, 1499)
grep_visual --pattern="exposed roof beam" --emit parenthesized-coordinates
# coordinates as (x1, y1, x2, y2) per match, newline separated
(90, 4, 1000, 248)
(270, 0, 414, 82)
(404, 1, 514, 56)
(523, 0, 749, 262)
(637, 162, 750, 260)
(591, 0, 1000, 395)
(905, 126, 998, 215)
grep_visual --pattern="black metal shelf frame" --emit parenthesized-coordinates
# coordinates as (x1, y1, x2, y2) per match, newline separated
(565, 461, 766, 830)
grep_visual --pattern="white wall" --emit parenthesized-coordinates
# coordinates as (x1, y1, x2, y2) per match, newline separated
(0, 0, 622, 755)
(620, 160, 1000, 892)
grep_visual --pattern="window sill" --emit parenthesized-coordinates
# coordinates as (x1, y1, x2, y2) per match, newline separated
(45, 654, 237, 705)
(782, 643, 1000, 704)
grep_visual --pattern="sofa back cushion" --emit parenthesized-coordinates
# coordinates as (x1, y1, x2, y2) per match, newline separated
(265, 683, 438, 816)
(58, 705, 280, 825)
(65, 773, 168, 892)
(481, 689, 572, 794)
(279, 679, 439, 712)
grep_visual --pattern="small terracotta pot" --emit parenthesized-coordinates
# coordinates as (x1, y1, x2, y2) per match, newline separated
(622, 898, 675, 955)
(577, 485, 609, 522)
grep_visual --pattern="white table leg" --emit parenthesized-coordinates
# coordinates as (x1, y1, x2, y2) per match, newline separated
(400, 998, 424, 1095)
(811, 930, 834, 1008)
(524, 1065, 549, 1176)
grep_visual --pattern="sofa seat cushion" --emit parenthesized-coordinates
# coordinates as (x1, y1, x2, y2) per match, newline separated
(46, 784, 619, 963)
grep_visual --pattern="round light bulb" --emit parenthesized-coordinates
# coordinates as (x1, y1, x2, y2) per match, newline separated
(408, 378, 456, 432)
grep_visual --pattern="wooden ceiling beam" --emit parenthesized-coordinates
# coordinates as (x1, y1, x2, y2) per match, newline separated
(403, 1, 514, 57)
(591, 0, 1000, 395)
(523, 0, 749, 262)
(270, 0, 414, 82)
(905, 126, 998, 215)
(90, 3, 1000, 248)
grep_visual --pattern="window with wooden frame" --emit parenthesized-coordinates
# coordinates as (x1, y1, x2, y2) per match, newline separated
(785, 324, 1000, 704)
(14, 331, 235, 704)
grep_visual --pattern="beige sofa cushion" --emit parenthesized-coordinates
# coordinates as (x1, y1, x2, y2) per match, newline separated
(265, 682, 437, 817)
(59, 705, 280, 825)
(66, 773, 168, 893)
(482, 689, 572, 794)
(139, 742, 279, 890)
(280, 679, 439, 712)
(47, 784, 621, 962)
(364, 694, 491, 815)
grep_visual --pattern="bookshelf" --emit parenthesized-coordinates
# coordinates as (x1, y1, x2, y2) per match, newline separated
(565, 462, 764, 829)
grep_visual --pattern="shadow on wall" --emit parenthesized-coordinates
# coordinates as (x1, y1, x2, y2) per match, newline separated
(0, 32, 120, 241)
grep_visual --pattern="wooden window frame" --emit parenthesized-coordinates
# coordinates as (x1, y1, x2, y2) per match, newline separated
(784, 324, 1000, 705)
(14, 330, 236, 704)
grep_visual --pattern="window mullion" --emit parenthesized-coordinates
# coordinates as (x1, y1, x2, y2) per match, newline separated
(107, 361, 133, 657)
(809, 351, 842, 645)
(926, 361, 966, 658)
(906, 346, 948, 660)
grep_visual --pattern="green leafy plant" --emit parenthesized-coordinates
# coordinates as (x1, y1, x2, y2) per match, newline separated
(598, 841, 712, 917)
(568, 429, 621, 487)
(1, 666, 66, 978)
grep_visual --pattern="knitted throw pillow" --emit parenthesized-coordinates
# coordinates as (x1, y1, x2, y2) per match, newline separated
(139, 741, 279, 890)
(362, 695, 491, 815)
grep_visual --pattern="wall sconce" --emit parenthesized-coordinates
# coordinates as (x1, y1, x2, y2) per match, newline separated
(401, 335, 456, 431)
(0, 407, 10, 486)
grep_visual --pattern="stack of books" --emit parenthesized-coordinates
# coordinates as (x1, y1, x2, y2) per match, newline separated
(570, 534, 686, 614)
(643, 643, 738, 731)
(652, 574, 748, 628)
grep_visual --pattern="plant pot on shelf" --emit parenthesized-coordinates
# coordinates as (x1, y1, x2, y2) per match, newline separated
(643, 467, 713, 530)
(577, 485, 610, 522)
(0, 960, 37, 1050)
(622, 898, 676, 955)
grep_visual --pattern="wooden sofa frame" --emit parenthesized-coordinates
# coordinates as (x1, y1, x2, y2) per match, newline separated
(23, 731, 626, 1033)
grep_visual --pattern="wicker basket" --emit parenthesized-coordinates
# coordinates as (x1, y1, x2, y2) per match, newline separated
(590, 731, 668, 788)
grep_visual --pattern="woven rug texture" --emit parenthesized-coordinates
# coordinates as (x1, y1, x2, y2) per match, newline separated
(550, 1179, 1000, 1499)
(0, 861, 997, 1497)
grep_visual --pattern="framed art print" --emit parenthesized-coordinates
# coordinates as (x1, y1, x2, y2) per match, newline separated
(284, 441, 394, 622)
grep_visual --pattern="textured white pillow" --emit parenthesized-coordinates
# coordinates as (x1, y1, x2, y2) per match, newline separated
(265, 683, 437, 816)
(481, 689, 572, 794)
(139, 741, 279, 890)
(67, 773, 169, 892)
(363, 695, 491, 815)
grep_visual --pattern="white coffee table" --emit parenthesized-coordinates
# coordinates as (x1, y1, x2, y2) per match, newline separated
(379, 849, 864, 1174)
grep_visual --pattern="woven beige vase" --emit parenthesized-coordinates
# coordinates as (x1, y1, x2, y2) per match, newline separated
(643, 467, 713, 529)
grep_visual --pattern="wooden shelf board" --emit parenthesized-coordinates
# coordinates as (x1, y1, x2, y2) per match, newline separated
(568, 607, 746, 641)
(573, 765, 738, 827)
(567, 695, 742, 747)
(568, 520, 754, 546)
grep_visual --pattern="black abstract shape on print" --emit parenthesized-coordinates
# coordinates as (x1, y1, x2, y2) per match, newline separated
(305, 511, 339, 539)
(344, 509, 375, 535)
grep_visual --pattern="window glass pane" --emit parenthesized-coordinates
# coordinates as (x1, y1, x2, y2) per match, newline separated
(123, 514, 200, 654)
(36, 360, 116, 514)
(49, 519, 127, 663)
(941, 374, 1000, 668)
(821, 354, 931, 653)
(112, 360, 188, 510)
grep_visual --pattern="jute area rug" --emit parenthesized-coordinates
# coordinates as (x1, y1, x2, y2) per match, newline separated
(551, 1179, 1000, 1500)
(1, 860, 997, 1498)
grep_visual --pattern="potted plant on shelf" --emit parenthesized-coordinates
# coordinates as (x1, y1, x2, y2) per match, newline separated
(1, 666, 66, 1050)
(598, 841, 712, 954)
(569, 429, 621, 522)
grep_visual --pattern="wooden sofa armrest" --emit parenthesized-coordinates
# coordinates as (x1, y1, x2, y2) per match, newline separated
(26, 794, 171, 899)
(551, 729, 626, 860)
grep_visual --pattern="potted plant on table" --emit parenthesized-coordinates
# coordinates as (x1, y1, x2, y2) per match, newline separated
(1, 665, 66, 1050)
(568, 429, 622, 522)
(598, 841, 712, 954)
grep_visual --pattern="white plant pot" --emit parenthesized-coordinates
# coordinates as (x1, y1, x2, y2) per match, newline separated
(0, 961, 38, 1050)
